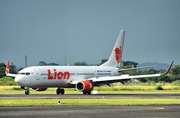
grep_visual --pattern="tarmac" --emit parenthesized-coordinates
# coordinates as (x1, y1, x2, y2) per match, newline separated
(0, 105, 180, 118)
(0, 94, 180, 99)
(0, 94, 180, 118)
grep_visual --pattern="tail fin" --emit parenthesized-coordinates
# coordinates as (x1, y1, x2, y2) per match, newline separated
(5, 61, 17, 77)
(6, 61, 10, 74)
(100, 30, 125, 67)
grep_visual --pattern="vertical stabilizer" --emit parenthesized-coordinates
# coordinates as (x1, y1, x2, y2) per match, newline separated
(6, 61, 10, 74)
(100, 30, 125, 67)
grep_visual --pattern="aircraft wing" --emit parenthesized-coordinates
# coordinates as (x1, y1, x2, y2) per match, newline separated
(69, 61, 174, 85)
(6, 74, 17, 78)
(119, 65, 157, 72)
(89, 61, 174, 84)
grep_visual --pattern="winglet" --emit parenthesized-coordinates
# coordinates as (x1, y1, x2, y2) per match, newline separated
(5, 61, 10, 74)
(161, 61, 174, 75)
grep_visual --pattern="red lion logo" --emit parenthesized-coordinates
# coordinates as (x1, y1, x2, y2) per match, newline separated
(114, 46, 122, 64)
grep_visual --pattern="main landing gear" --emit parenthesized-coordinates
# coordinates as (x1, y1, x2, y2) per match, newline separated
(83, 91, 91, 95)
(56, 88, 65, 95)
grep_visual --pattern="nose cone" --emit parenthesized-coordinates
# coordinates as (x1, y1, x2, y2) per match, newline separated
(15, 76, 25, 86)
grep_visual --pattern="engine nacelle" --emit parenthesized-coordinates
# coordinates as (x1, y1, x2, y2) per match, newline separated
(76, 80, 94, 92)
(31, 88, 48, 91)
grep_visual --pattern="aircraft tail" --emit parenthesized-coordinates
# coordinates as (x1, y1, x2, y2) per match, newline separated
(5, 61, 10, 74)
(100, 30, 125, 67)
(5, 61, 17, 77)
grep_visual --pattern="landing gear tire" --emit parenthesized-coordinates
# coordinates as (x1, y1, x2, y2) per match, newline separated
(25, 90, 29, 95)
(56, 88, 65, 95)
(83, 91, 91, 95)
(60, 89, 65, 94)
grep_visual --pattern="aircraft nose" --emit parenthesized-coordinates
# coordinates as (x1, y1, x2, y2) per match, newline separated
(15, 76, 25, 86)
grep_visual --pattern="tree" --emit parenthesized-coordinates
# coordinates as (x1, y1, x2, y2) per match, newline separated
(38, 61, 47, 66)
(0, 62, 17, 78)
(48, 62, 59, 66)
(0, 63, 6, 78)
(74, 61, 87, 66)
(37, 61, 59, 66)
(123, 61, 138, 67)
(171, 65, 180, 75)
(100, 59, 108, 65)
(147, 68, 157, 74)
(10, 62, 17, 73)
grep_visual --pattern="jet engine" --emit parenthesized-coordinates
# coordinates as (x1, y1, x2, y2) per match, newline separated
(31, 88, 48, 91)
(76, 80, 94, 92)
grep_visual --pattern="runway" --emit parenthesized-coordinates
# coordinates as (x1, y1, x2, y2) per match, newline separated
(0, 94, 180, 99)
(0, 105, 180, 118)
(1, 94, 180, 118)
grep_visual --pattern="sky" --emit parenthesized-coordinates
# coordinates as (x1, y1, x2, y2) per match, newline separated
(0, 0, 180, 67)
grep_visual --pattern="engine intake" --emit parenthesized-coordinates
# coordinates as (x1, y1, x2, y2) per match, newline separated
(76, 80, 94, 92)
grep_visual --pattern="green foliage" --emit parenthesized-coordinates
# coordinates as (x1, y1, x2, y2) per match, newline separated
(48, 62, 59, 66)
(0, 77, 18, 86)
(0, 62, 17, 78)
(74, 61, 87, 66)
(0, 98, 179, 106)
(100, 59, 108, 65)
(172, 81, 180, 90)
(171, 65, 180, 75)
(123, 63, 180, 83)
(123, 61, 138, 67)
(155, 83, 163, 90)
(0, 63, 6, 78)
(12, 87, 22, 91)
(37, 61, 59, 66)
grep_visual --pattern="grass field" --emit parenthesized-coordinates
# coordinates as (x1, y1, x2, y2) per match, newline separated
(0, 85, 180, 106)
(0, 85, 180, 94)
(0, 98, 180, 106)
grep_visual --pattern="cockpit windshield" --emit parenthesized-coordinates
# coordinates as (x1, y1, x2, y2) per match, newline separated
(17, 72, 30, 75)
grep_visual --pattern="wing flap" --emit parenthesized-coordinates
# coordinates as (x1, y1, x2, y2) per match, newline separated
(119, 65, 156, 72)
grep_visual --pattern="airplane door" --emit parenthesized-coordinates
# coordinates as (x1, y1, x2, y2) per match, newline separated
(36, 72, 40, 80)
(34, 68, 40, 80)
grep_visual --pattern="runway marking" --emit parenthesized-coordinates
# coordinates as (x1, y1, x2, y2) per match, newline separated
(153, 107, 165, 110)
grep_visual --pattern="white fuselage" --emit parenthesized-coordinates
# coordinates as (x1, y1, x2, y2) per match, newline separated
(15, 66, 119, 88)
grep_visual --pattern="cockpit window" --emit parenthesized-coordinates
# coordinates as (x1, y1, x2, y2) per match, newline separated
(18, 72, 30, 75)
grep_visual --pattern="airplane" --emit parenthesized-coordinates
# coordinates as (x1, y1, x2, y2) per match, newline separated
(5, 30, 174, 95)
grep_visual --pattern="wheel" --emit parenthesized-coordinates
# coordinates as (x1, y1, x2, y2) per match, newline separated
(25, 90, 29, 95)
(87, 91, 91, 94)
(56, 88, 65, 95)
(83, 91, 91, 95)
(60, 89, 65, 94)
(56, 88, 60, 95)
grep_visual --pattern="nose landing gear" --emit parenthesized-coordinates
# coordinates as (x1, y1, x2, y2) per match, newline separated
(21, 86, 30, 95)
(25, 89, 30, 95)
